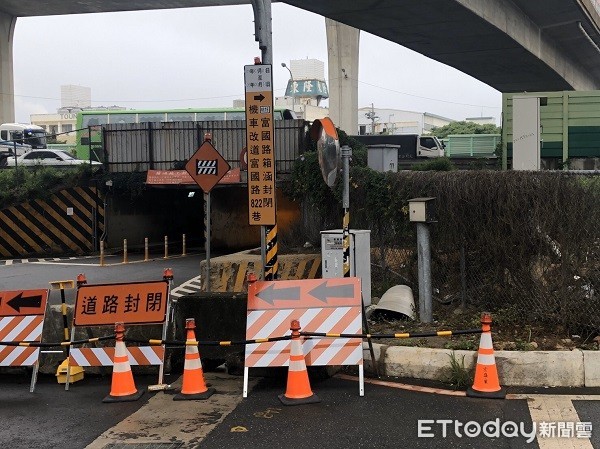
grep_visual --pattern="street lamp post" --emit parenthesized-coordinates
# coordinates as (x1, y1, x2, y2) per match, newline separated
(281, 62, 296, 112)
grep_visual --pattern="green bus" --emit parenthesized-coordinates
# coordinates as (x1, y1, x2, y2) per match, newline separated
(74, 107, 297, 160)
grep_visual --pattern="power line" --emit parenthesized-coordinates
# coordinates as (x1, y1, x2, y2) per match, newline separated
(6, 78, 499, 110)
(356, 79, 500, 110)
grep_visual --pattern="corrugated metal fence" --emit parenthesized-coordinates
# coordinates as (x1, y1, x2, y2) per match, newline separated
(102, 119, 307, 173)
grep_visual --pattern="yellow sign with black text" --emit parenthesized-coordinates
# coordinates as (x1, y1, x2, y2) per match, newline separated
(244, 64, 276, 226)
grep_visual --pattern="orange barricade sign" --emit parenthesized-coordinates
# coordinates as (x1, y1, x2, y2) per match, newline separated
(0, 289, 48, 317)
(0, 289, 49, 391)
(74, 280, 169, 326)
(245, 277, 363, 368)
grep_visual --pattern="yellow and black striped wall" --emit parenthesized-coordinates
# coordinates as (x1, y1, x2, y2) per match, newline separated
(0, 186, 104, 258)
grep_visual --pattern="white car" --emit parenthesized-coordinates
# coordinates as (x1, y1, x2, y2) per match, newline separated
(2, 149, 102, 167)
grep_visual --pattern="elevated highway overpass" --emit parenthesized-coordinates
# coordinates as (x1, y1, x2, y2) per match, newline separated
(2, 0, 600, 131)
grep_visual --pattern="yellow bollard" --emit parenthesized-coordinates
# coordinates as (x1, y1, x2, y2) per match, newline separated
(144, 237, 149, 262)
(123, 239, 128, 263)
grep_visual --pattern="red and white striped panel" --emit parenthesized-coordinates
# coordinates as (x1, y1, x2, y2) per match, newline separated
(245, 306, 362, 367)
(69, 346, 164, 366)
(0, 315, 44, 367)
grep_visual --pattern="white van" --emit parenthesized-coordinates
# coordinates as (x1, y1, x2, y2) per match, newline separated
(0, 123, 47, 149)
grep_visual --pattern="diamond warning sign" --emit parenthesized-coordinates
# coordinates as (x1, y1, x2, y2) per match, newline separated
(185, 140, 231, 193)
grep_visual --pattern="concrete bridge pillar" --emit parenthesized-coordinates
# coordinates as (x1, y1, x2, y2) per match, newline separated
(0, 11, 16, 124)
(326, 19, 359, 135)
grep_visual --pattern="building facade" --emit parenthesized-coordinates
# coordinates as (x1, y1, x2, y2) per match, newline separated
(276, 58, 329, 121)
(357, 107, 455, 135)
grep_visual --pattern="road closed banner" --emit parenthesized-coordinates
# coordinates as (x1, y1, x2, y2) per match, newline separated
(74, 280, 169, 326)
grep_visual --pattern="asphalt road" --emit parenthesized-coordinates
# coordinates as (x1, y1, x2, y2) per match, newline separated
(1, 372, 157, 449)
(6, 369, 599, 449)
(0, 252, 207, 306)
(201, 375, 537, 449)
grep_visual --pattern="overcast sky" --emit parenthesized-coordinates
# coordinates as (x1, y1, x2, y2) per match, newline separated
(12, 3, 502, 126)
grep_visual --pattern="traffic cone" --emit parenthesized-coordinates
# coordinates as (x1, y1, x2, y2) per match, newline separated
(278, 320, 321, 406)
(467, 312, 506, 399)
(174, 318, 215, 401)
(103, 322, 144, 403)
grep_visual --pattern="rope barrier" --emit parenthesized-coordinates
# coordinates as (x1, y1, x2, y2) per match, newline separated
(0, 335, 115, 348)
(123, 335, 294, 347)
(300, 329, 483, 339)
(0, 328, 484, 348)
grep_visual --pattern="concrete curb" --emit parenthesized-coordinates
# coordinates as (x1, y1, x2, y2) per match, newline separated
(363, 343, 600, 388)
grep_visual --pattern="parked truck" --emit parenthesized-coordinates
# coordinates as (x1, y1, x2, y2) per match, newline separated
(351, 134, 445, 159)
(0, 123, 47, 149)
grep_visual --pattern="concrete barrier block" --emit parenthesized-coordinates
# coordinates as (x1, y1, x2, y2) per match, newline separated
(495, 350, 584, 387)
(583, 350, 600, 387)
(199, 252, 321, 292)
(384, 346, 476, 381)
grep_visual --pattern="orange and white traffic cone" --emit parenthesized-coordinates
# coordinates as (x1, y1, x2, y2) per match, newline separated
(173, 318, 215, 401)
(103, 322, 144, 403)
(467, 312, 506, 399)
(279, 320, 321, 406)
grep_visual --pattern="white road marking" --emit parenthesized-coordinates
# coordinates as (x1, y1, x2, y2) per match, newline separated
(508, 394, 597, 449)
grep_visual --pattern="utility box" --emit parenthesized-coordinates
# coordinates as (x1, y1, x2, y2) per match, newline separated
(512, 95, 541, 170)
(321, 229, 371, 305)
(367, 144, 398, 172)
(408, 197, 436, 223)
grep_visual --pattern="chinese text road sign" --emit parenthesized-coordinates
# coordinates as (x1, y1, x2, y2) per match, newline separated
(74, 280, 169, 326)
(185, 140, 231, 193)
(245, 277, 363, 367)
(244, 63, 276, 225)
(0, 289, 48, 317)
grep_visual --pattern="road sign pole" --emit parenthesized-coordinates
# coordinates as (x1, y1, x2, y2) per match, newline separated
(261, 226, 266, 279)
(341, 145, 352, 277)
(250, 0, 275, 284)
(251, 0, 273, 64)
(204, 192, 211, 292)
(264, 224, 278, 280)
(244, 62, 277, 277)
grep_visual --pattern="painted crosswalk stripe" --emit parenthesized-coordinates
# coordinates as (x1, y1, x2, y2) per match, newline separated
(508, 394, 597, 449)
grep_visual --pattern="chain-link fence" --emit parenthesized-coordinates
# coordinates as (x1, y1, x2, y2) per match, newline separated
(302, 170, 600, 335)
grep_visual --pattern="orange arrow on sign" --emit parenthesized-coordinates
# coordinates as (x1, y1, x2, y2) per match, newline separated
(248, 278, 360, 310)
(0, 289, 48, 317)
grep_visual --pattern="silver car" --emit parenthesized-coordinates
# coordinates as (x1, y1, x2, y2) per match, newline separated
(3, 149, 102, 167)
